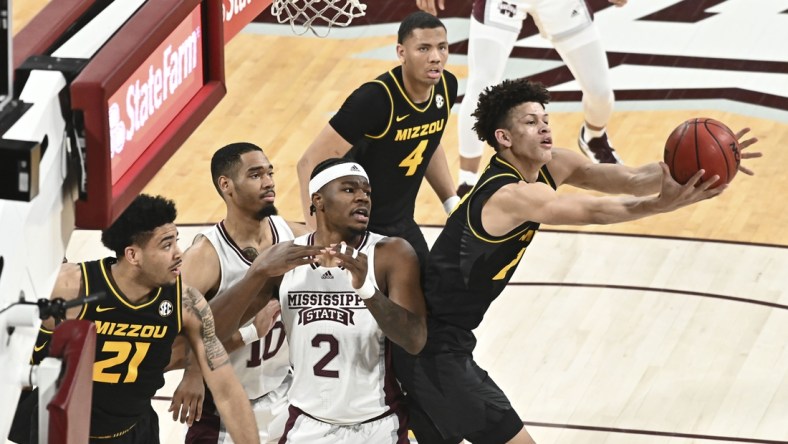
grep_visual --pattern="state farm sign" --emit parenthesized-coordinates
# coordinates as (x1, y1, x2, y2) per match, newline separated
(107, 5, 204, 185)
(222, 0, 272, 43)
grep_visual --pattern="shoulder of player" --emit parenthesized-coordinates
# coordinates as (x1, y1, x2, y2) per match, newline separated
(181, 236, 221, 290)
(442, 69, 458, 94)
(183, 234, 217, 259)
(373, 236, 418, 263)
(546, 147, 594, 186)
(284, 219, 310, 237)
(52, 262, 83, 301)
(356, 80, 392, 100)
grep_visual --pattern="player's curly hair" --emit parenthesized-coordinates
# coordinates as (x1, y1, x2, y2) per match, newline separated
(210, 142, 264, 197)
(471, 78, 551, 151)
(101, 194, 177, 257)
(398, 11, 445, 44)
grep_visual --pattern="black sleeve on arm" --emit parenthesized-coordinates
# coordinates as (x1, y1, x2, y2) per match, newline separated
(329, 82, 391, 144)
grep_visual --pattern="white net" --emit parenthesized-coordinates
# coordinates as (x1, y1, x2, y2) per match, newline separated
(271, 0, 367, 37)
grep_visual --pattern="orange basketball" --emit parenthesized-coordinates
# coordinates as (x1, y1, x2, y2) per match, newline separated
(663, 118, 741, 188)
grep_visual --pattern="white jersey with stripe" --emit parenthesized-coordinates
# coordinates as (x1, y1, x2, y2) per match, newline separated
(201, 216, 293, 399)
(279, 231, 403, 424)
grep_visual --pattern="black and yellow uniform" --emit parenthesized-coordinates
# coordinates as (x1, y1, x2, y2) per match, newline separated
(13, 257, 182, 444)
(392, 155, 557, 444)
(330, 66, 458, 265)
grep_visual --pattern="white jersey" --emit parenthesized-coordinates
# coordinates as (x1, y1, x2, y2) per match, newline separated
(477, 0, 593, 40)
(202, 216, 293, 399)
(279, 232, 403, 425)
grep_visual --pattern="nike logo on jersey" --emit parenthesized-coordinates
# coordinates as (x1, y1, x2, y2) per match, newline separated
(96, 305, 116, 313)
(321, 270, 334, 279)
(396, 114, 410, 122)
(34, 341, 48, 352)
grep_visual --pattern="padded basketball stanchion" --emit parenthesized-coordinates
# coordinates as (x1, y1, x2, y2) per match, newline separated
(45, 320, 97, 444)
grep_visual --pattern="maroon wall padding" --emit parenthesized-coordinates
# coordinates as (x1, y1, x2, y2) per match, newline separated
(46, 320, 97, 444)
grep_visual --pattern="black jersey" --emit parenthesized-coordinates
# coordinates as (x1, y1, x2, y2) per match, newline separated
(76, 257, 182, 438)
(330, 66, 458, 227)
(424, 156, 556, 331)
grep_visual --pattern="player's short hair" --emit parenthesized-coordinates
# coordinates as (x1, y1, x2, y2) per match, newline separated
(309, 158, 355, 215)
(210, 142, 264, 196)
(101, 194, 177, 257)
(472, 79, 551, 151)
(310, 157, 356, 181)
(398, 11, 445, 44)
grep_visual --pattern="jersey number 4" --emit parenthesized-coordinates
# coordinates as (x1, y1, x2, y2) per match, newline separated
(399, 140, 428, 176)
(93, 341, 150, 383)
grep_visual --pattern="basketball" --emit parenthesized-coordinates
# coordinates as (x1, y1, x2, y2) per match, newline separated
(663, 118, 741, 188)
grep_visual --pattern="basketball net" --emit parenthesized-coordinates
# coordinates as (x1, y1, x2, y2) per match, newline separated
(271, 0, 367, 37)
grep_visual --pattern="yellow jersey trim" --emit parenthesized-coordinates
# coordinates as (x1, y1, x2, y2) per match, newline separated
(176, 275, 182, 333)
(90, 422, 136, 439)
(466, 173, 535, 244)
(440, 74, 451, 120)
(388, 69, 434, 112)
(364, 80, 394, 139)
(77, 262, 90, 320)
(99, 259, 162, 310)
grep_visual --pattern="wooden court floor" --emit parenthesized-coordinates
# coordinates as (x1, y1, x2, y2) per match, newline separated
(11, 1, 788, 443)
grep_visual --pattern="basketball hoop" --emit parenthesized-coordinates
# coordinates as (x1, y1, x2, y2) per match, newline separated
(271, 0, 367, 37)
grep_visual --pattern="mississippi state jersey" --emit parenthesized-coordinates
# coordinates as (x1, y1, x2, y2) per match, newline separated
(332, 66, 458, 226)
(425, 155, 557, 331)
(78, 257, 182, 438)
(279, 232, 403, 424)
(201, 216, 293, 399)
(473, 0, 593, 39)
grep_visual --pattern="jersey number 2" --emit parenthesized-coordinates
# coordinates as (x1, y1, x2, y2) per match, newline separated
(399, 140, 428, 176)
(312, 334, 339, 378)
(93, 341, 150, 383)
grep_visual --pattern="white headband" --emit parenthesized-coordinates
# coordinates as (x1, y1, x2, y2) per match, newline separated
(309, 162, 369, 196)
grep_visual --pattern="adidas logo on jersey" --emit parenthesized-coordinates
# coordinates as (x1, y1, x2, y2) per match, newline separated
(321, 270, 334, 279)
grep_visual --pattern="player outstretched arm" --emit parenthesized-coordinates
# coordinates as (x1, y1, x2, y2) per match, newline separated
(483, 163, 725, 235)
(181, 286, 260, 444)
(209, 241, 322, 341)
(297, 125, 354, 227)
(166, 236, 221, 424)
(555, 129, 761, 196)
(331, 238, 427, 354)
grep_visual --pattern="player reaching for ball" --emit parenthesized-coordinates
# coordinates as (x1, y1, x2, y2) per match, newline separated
(664, 117, 747, 187)
(390, 78, 761, 444)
